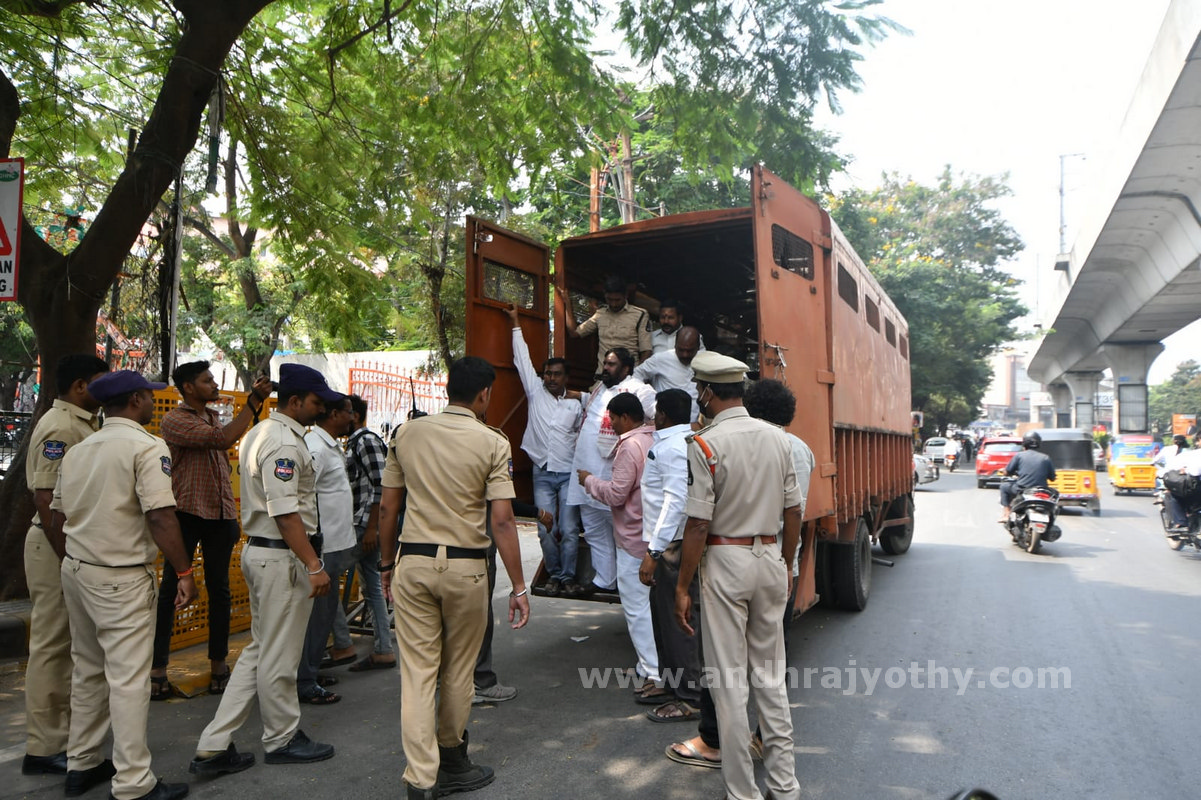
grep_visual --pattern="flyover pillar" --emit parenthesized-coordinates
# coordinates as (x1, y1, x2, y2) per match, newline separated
(1048, 383, 1073, 429)
(1065, 371, 1104, 430)
(1101, 343, 1165, 434)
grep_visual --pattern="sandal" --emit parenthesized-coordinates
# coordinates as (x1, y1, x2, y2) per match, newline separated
(150, 675, 178, 702)
(635, 685, 675, 705)
(646, 700, 700, 723)
(299, 685, 341, 705)
(664, 739, 720, 768)
(209, 669, 231, 695)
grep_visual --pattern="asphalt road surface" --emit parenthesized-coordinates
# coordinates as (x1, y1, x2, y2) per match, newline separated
(4, 468, 1199, 799)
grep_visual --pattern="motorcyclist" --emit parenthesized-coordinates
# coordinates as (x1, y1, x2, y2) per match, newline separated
(1162, 440, 1201, 530)
(998, 432, 1057, 523)
(1153, 435, 1190, 476)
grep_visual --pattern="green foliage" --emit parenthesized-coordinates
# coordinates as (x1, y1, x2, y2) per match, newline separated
(830, 169, 1027, 433)
(1149, 360, 1201, 434)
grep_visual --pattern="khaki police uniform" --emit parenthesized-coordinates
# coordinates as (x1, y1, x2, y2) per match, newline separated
(52, 417, 177, 799)
(23, 399, 98, 759)
(575, 303, 653, 372)
(687, 406, 801, 800)
(383, 406, 514, 791)
(196, 411, 318, 754)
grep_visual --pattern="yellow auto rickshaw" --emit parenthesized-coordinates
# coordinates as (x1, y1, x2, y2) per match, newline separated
(1039, 429, 1102, 516)
(1108, 434, 1159, 494)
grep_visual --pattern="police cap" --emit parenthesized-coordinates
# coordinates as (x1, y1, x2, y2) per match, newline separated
(690, 351, 749, 384)
(87, 370, 167, 402)
(279, 364, 344, 403)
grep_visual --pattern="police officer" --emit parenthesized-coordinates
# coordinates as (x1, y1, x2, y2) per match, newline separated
(48, 370, 197, 800)
(675, 352, 802, 800)
(191, 364, 340, 777)
(21, 354, 108, 778)
(377, 356, 530, 800)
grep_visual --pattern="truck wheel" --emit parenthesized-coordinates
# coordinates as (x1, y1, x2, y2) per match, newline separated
(830, 518, 872, 611)
(880, 495, 914, 555)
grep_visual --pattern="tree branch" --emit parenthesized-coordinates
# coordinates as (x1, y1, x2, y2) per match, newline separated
(327, 0, 416, 60)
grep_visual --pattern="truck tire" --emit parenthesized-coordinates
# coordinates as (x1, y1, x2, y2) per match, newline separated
(829, 517, 872, 611)
(880, 495, 914, 555)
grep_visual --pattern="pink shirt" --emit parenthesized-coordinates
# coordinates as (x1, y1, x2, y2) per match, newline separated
(584, 424, 655, 558)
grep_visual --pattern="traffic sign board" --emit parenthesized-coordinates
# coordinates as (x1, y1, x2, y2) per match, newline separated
(0, 158, 23, 302)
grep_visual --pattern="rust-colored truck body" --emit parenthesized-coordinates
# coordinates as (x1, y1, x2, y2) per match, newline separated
(465, 165, 913, 614)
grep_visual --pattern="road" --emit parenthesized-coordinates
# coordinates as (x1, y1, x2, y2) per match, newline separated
(3, 469, 1200, 799)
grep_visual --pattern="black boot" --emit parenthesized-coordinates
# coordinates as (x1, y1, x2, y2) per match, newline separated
(437, 731, 495, 795)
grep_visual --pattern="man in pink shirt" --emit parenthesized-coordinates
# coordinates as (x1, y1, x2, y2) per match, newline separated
(578, 392, 659, 692)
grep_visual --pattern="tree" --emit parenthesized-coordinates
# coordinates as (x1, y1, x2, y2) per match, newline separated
(1150, 361, 1201, 436)
(829, 169, 1027, 435)
(0, 0, 273, 598)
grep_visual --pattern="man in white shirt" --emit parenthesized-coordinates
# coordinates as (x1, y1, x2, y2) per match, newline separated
(296, 396, 355, 704)
(567, 348, 656, 594)
(637, 389, 701, 721)
(507, 305, 585, 595)
(635, 327, 703, 423)
(651, 300, 695, 354)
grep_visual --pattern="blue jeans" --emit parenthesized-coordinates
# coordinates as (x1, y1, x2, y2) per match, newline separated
(533, 464, 579, 582)
(331, 524, 395, 656)
(297, 545, 358, 695)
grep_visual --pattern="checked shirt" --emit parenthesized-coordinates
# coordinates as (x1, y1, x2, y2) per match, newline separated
(345, 426, 387, 528)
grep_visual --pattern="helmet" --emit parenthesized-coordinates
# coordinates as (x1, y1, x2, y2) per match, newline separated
(1022, 431, 1042, 450)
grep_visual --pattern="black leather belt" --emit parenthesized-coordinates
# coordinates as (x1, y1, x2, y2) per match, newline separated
(247, 536, 289, 549)
(400, 542, 488, 559)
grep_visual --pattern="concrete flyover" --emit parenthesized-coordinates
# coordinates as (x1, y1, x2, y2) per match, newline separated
(1028, 0, 1201, 433)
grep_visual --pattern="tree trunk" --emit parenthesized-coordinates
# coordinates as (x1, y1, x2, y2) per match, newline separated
(0, 0, 275, 599)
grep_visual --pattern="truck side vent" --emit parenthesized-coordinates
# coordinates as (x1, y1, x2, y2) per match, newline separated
(885, 318, 896, 346)
(837, 263, 858, 311)
(899, 334, 909, 360)
(771, 225, 814, 280)
(865, 296, 880, 331)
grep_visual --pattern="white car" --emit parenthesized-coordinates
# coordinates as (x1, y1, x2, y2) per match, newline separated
(913, 453, 939, 485)
(922, 437, 948, 464)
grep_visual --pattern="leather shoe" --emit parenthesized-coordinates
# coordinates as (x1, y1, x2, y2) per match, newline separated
(109, 779, 189, 800)
(263, 730, 334, 764)
(189, 743, 255, 776)
(65, 759, 116, 797)
(21, 751, 67, 775)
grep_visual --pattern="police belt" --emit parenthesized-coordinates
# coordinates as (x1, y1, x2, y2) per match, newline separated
(247, 535, 321, 552)
(706, 534, 777, 547)
(400, 542, 489, 560)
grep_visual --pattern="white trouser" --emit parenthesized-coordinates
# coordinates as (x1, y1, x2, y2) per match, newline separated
(579, 505, 617, 590)
(615, 547, 659, 682)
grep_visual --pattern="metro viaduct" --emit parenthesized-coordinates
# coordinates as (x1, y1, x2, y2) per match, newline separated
(1028, 0, 1201, 434)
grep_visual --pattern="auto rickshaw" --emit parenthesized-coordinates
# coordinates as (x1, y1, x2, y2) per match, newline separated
(1108, 433, 1159, 494)
(1039, 429, 1102, 516)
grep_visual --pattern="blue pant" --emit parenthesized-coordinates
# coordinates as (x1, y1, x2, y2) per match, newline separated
(533, 464, 579, 582)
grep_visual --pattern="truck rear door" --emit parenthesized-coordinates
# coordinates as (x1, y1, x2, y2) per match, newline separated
(750, 165, 835, 519)
(464, 216, 551, 501)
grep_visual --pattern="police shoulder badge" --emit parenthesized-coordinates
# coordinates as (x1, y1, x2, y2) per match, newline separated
(274, 458, 296, 482)
(42, 440, 67, 461)
(160, 456, 172, 476)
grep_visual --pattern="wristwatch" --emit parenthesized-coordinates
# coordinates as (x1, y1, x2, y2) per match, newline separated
(649, 550, 663, 561)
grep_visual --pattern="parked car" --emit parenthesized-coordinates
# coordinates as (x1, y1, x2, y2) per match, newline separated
(914, 453, 939, 486)
(975, 436, 1023, 489)
(1093, 441, 1106, 469)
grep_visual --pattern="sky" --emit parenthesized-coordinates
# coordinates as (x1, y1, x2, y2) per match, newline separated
(814, 0, 1194, 385)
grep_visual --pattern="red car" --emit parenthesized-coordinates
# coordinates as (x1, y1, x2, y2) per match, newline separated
(976, 437, 1023, 489)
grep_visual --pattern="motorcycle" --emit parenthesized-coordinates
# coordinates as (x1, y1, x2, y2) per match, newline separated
(1001, 479, 1061, 554)
(945, 452, 957, 472)
(1158, 477, 1201, 552)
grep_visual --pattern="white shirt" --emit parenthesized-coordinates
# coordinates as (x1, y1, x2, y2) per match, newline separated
(1183, 447, 1201, 477)
(305, 427, 357, 552)
(511, 328, 584, 472)
(786, 433, 816, 519)
(634, 350, 699, 422)
(567, 375, 657, 511)
(641, 423, 691, 552)
(1154, 444, 1189, 475)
